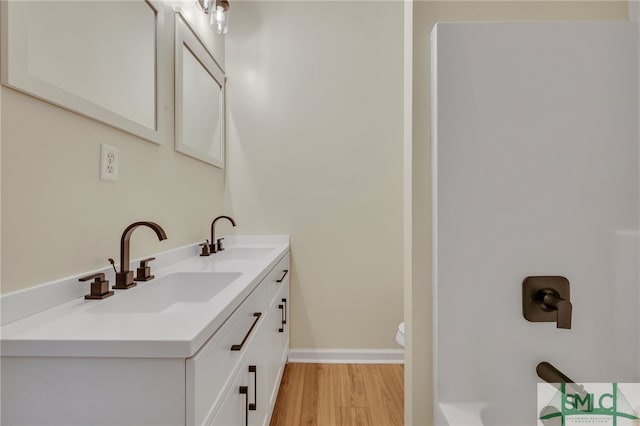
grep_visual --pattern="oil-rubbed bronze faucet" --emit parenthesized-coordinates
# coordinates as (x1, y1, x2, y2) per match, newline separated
(113, 221, 167, 289)
(210, 215, 236, 253)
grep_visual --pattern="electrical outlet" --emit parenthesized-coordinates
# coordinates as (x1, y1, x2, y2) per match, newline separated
(100, 143, 118, 181)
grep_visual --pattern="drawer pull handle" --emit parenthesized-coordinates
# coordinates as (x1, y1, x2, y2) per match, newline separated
(282, 298, 287, 325)
(248, 365, 257, 411)
(239, 385, 248, 425)
(278, 299, 287, 332)
(231, 312, 262, 351)
(276, 269, 289, 283)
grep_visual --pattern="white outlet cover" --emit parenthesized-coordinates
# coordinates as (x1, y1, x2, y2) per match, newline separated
(100, 143, 118, 181)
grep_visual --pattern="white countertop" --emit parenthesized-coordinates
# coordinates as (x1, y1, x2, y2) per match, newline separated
(0, 236, 289, 359)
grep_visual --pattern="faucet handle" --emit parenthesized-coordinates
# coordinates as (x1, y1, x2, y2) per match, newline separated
(216, 237, 225, 252)
(538, 288, 572, 329)
(522, 276, 572, 329)
(79, 273, 114, 300)
(200, 240, 211, 256)
(135, 257, 156, 282)
(555, 299, 572, 329)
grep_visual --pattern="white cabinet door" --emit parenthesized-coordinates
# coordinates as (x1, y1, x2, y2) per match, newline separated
(210, 363, 248, 426)
(245, 328, 268, 426)
(211, 331, 268, 426)
(265, 280, 290, 416)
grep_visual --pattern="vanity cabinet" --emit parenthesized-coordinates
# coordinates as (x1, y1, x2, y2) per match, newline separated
(190, 253, 290, 426)
(0, 250, 290, 426)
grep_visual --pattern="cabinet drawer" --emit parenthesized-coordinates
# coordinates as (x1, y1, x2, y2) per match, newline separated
(265, 253, 290, 308)
(187, 283, 267, 426)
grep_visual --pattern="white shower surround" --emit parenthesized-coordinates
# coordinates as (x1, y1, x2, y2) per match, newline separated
(432, 22, 640, 425)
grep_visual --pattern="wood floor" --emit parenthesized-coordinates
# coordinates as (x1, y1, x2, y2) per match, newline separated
(269, 363, 404, 426)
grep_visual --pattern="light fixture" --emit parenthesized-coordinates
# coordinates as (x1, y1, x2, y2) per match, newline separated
(195, 0, 213, 14)
(212, 0, 229, 35)
(196, 0, 230, 35)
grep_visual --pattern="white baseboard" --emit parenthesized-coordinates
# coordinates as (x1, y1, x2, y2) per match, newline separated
(288, 348, 404, 364)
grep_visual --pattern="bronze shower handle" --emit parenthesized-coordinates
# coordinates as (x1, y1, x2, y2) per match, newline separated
(523, 276, 572, 329)
(537, 288, 572, 329)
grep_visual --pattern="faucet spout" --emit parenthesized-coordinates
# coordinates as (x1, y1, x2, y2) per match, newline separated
(536, 362, 584, 395)
(114, 221, 167, 289)
(210, 215, 236, 253)
(537, 362, 587, 421)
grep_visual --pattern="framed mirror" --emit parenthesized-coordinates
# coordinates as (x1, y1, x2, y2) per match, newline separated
(175, 12, 225, 168)
(1, 0, 162, 143)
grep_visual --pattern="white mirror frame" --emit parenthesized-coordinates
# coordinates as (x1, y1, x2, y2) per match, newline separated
(174, 12, 226, 168)
(0, 0, 164, 144)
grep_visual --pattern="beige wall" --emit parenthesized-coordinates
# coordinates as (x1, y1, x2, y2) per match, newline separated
(0, 1, 228, 294)
(407, 1, 629, 425)
(225, 1, 405, 350)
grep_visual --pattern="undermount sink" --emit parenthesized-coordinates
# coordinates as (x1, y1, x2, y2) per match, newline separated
(86, 272, 241, 314)
(213, 247, 274, 261)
